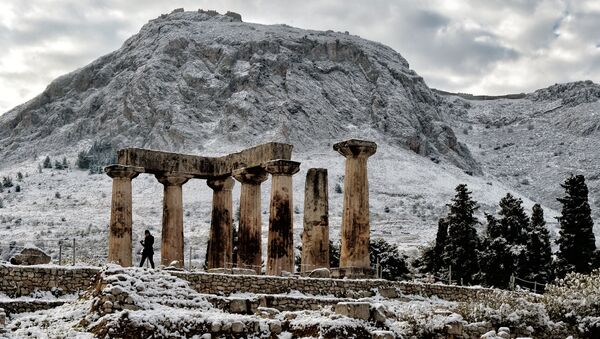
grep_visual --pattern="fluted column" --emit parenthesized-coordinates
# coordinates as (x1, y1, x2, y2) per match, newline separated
(333, 139, 377, 270)
(206, 177, 235, 269)
(301, 168, 329, 273)
(264, 159, 301, 276)
(156, 173, 191, 267)
(232, 166, 268, 273)
(105, 165, 143, 267)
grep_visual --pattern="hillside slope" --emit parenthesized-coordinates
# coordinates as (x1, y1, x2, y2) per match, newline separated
(441, 81, 600, 228)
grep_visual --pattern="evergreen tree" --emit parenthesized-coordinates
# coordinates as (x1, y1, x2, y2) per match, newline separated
(555, 175, 597, 276)
(62, 156, 68, 169)
(77, 151, 90, 169)
(414, 218, 448, 275)
(442, 184, 480, 284)
(43, 156, 52, 169)
(497, 193, 531, 278)
(527, 204, 553, 282)
(434, 218, 448, 268)
(369, 238, 409, 281)
(479, 214, 513, 288)
(54, 160, 64, 170)
(498, 193, 530, 245)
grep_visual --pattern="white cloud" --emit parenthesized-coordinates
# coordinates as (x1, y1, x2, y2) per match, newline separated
(0, 0, 598, 113)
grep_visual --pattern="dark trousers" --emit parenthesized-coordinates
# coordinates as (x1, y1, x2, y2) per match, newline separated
(140, 253, 155, 268)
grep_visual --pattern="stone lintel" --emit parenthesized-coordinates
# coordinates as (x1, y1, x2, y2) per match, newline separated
(232, 166, 268, 184)
(333, 139, 377, 158)
(117, 142, 293, 178)
(104, 165, 144, 179)
(207, 176, 235, 191)
(263, 159, 301, 176)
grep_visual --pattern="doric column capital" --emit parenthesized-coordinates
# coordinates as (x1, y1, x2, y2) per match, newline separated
(333, 139, 377, 158)
(263, 159, 301, 176)
(105, 165, 144, 179)
(207, 176, 235, 191)
(233, 166, 268, 184)
(155, 173, 192, 186)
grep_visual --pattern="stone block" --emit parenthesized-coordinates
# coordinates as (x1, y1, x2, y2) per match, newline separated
(232, 268, 257, 275)
(229, 299, 248, 314)
(378, 287, 398, 298)
(334, 302, 370, 320)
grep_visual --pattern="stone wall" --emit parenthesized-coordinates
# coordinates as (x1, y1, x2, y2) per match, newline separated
(171, 271, 513, 302)
(0, 264, 99, 297)
(0, 264, 521, 304)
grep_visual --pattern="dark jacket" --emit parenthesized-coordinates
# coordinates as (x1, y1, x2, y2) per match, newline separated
(141, 234, 154, 255)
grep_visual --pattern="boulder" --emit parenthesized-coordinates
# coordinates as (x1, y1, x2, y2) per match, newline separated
(334, 302, 371, 320)
(10, 247, 51, 265)
(308, 268, 331, 278)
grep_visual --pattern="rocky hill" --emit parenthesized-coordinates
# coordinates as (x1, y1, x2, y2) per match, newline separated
(0, 9, 479, 174)
(439, 80, 600, 223)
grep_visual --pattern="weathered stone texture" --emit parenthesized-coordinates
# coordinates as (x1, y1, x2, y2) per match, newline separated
(264, 160, 301, 275)
(334, 139, 377, 270)
(206, 177, 234, 269)
(156, 174, 191, 267)
(301, 168, 329, 273)
(105, 165, 143, 267)
(233, 166, 268, 273)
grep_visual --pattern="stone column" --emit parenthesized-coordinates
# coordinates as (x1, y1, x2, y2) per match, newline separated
(105, 165, 143, 267)
(232, 166, 268, 274)
(206, 177, 235, 269)
(301, 168, 329, 273)
(156, 173, 192, 267)
(264, 159, 301, 276)
(333, 139, 377, 270)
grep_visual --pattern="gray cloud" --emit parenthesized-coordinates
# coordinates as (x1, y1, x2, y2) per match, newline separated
(0, 0, 598, 113)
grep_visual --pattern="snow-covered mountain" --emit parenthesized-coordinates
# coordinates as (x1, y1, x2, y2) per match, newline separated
(0, 9, 597, 264)
(0, 9, 478, 174)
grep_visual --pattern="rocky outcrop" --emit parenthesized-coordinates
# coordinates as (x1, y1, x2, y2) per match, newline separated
(0, 9, 480, 174)
(9, 247, 51, 265)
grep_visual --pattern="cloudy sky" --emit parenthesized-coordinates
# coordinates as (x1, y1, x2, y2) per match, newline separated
(0, 0, 599, 113)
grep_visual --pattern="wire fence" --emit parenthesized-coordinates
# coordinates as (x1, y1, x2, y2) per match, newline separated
(425, 266, 548, 294)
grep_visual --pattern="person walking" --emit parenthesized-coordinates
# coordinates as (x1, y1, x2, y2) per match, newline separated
(139, 230, 155, 268)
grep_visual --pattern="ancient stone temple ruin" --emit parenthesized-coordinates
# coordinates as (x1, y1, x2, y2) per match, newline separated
(104, 139, 377, 277)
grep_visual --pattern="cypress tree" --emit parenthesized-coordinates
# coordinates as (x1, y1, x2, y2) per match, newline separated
(442, 184, 480, 284)
(498, 193, 530, 245)
(527, 204, 553, 282)
(414, 220, 447, 276)
(497, 193, 530, 279)
(555, 175, 597, 276)
(479, 214, 513, 288)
